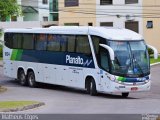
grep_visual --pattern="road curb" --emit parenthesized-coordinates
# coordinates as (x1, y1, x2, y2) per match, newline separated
(0, 102, 45, 112)
(151, 62, 160, 66)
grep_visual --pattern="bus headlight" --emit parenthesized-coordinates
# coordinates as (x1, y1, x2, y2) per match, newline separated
(145, 80, 149, 83)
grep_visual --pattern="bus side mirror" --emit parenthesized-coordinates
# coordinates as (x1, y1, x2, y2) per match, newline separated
(147, 44, 158, 59)
(99, 44, 115, 61)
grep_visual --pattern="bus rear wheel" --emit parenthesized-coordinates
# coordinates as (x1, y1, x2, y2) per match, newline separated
(122, 92, 129, 98)
(18, 70, 27, 86)
(87, 78, 97, 96)
(27, 71, 37, 88)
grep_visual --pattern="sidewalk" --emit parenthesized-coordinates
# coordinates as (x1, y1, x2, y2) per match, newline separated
(0, 60, 2, 67)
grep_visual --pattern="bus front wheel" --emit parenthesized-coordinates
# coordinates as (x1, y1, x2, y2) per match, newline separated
(122, 92, 129, 98)
(18, 70, 27, 86)
(87, 78, 97, 96)
(27, 71, 37, 88)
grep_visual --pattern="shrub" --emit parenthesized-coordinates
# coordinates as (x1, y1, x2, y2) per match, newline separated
(148, 48, 154, 56)
(0, 45, 3, 57)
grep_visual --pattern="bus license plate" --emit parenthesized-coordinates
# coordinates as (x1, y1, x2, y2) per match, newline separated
(131, 87, 138, 91)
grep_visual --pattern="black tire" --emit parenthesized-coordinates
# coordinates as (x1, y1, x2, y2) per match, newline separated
(122, 92, 129, 98)
(87, 78, 97, 96)
(18, 70, 27, 86)
(27, 71, 37, 88)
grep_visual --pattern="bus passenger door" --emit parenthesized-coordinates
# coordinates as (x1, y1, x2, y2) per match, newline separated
(99, 47, 111, 91)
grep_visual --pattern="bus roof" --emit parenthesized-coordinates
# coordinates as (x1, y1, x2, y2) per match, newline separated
(5, 26, 143, 41)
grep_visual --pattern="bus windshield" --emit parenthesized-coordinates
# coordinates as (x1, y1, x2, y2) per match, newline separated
(108, 40, 150, 77)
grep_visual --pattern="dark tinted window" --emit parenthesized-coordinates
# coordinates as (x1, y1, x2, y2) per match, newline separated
(61, 35, 67, 52)
(35, 34, 47, 50)
(125, 0, 138, 4)
(47, 34, 61, 51)
(100, 0, 112, 5)
(65, 0, 79, 7)
(23, 34, 34, 50)
(100, 22, 113, 27)
(42, 0, 48, 4)
(91, 36, 106, 54)
(76, 36, 91, 55)
(67, 35, 76, 52)
(12, 33, 23, 49)
(4, 33, 13, 48)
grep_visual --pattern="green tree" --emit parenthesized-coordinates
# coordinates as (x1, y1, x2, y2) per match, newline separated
(0, 0, 21, 21)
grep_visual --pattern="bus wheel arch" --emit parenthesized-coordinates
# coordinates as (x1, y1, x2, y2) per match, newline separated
(122, 92, 129, 98)
(17, 68, 27, 86)
(27, 69, 37, 88)
(85, 76, 97, 96)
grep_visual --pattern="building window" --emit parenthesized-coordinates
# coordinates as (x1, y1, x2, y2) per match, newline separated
(146, 21, 153, 29)
(65, 0, 79, 7)
(125, 0, 138, 4)
(100, 22, 113, 27)
(42, 0, 48, 4)
(125, 21, 139, 33)
(100, 0, 112, 5)
(88, 23, 93, 26)
(43, 17, 48, 21)
(64, 23, 79, 26)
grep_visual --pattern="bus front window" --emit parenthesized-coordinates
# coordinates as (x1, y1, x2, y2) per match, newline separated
(108, 40, 150, 77)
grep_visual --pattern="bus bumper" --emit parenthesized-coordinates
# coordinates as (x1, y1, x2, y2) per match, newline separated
(108, 81, 151, 93)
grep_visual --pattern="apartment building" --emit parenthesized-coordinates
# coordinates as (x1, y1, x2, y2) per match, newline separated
(59, 0, 160, 52)
(143, 0, 160, 53)
(59, 0, 96, 26)
(49, 0, 58, 21)
(0, 0, 58, 28)
(59, 0, 142, 33)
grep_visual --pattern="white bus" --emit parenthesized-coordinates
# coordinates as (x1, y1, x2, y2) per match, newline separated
(3, 26, 155, 97)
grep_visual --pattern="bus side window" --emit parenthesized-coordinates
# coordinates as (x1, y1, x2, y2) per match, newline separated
(47, 34, 60, 52)
(23, 34, 34, 50)
(91, 36, 100, 54)
(4, 33, 13, 48)
(35, 34, 47, 51)
(12, 33, 23, 49)
(61, 35, 67, 52)
(76, 35, 91, 55)
(67, 35, 76, 52)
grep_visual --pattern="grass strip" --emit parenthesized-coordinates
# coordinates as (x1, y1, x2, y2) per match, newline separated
(0, 101, 45, 112)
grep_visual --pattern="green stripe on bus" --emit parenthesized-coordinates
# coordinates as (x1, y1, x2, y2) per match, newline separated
(11, 50, 18, 60)
(11, 50, 23, 60)
(117, 77, 126, 82)
(16, 50, 23, 60)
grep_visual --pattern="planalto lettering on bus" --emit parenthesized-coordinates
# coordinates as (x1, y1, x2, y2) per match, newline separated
(66, 55, 83, 65)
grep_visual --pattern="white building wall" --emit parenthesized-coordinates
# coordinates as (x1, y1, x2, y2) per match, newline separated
(38, 0, 50, 21)
(96, 0, 143, 35)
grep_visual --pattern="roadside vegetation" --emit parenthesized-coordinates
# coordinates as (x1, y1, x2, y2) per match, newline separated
(150, 56, 160, 64)
(0, 101, 44, 112)
(0, 44, 2, 60)
(148, 48, 160, 64)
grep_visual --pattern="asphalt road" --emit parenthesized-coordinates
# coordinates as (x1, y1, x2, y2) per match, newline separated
(0, 65, 160, 114)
